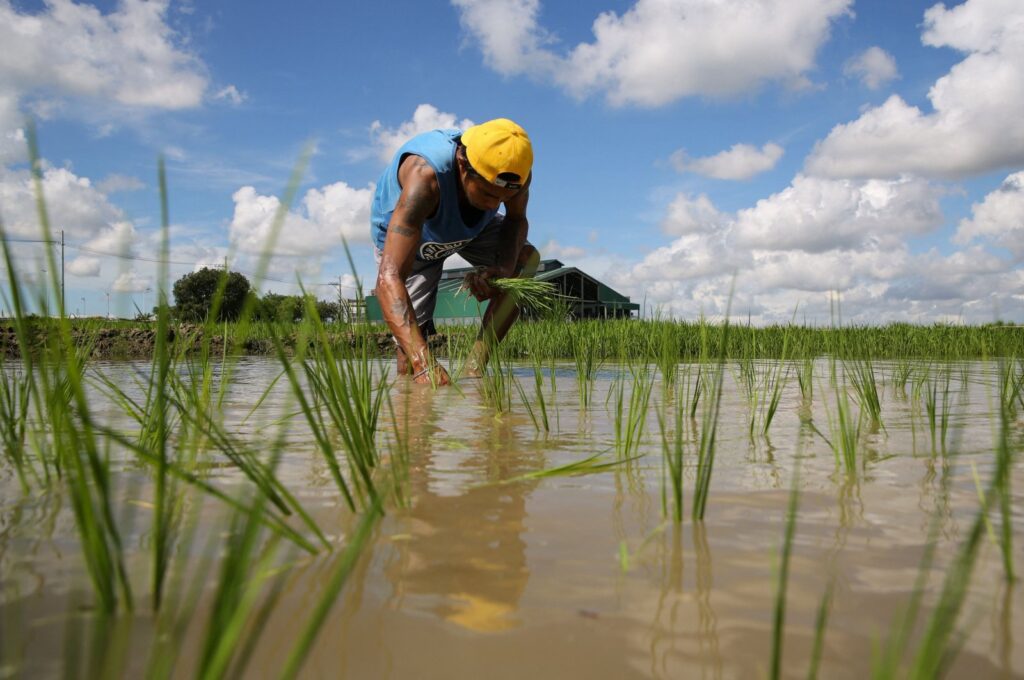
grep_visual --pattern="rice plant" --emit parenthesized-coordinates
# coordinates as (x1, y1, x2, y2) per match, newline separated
(657, 384, 686, 523)
(692, 293, 732, 521)
(847, 358, 884, 431)
(613, 360, 654, 457)
(571, 327, 601, 408)
(873, 411, 1014, 677)
(769, 461, 800, 680)
(485, 277, 560, 315)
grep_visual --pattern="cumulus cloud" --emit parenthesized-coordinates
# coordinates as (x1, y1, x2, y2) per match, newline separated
(807, 0, 1024, 179)
(660, 193, 728, 236)
(732, 175, 944, 252)
(0, 166, 128, 240)
(452, 0, 853, 106)
(0, 0, 207, 110)
(68, 256, 101, 277)
(369, 104, 475, 163)
(111, 270, 151, 293)
(954, 171, 1024, 259)
(671, 143, 784, 180)
(608, 173, 1023, 323)
(228, 181, 374, 258)
(843, 46, 899, 89)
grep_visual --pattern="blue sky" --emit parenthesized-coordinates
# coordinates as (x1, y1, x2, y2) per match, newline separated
(1, 0, 1022, 322)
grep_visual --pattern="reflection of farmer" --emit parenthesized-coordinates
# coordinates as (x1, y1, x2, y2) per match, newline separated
(371, 119, 540, 385)
(385, 385, 540, 632)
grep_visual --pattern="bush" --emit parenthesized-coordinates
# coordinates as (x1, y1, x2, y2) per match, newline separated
(172, 268, 251, 322)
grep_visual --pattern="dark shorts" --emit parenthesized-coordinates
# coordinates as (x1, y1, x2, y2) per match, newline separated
(375, 215, 531, 336)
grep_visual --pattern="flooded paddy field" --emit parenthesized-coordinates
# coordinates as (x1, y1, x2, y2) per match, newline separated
(1, 355, 1022, 678)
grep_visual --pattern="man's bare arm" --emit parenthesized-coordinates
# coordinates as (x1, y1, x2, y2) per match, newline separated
(376, 156, 445, 378)
(495, 172, 531, 277)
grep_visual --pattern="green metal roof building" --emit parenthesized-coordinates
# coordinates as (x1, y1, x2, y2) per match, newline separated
(365, 259, 639, 323)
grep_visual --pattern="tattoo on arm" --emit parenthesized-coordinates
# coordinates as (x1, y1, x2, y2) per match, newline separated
(390, 224, 418, 238)
(389, 297, 412, 328)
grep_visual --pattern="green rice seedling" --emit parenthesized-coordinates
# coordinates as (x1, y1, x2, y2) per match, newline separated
(1, 123, 134, 613)
(487, 449, 639, 485)
(820, 384, 861, 476)
(995, 361, 1016, 582)
(531, 355, 550, 432)
(657, 387, 685, 523)
(922, 365, 952, 455)
(847, 358, 884, 431)
(484, 276, 559, 315)
(692, 292, 732, 521)
(479, 330, 515, 415)
(797, 357, 814, 411)
(891, 358, 913, 396)
(656, 321, 679, 392)
(279, 500, 382, 680)
(571, 327, 601, 408)
(999, 358, 1024, 416)
(874, 409, 1013, 678)
(807, 580, 834, 680)
(0, 356, 34, 491)
(614, 360, 654, 457)
(769, 461, 800, 680)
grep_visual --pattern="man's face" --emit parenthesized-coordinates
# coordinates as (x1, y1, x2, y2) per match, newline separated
(457, 154, 519, 211)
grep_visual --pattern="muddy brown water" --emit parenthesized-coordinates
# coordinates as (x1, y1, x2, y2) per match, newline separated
(1, 357, 1022, 678)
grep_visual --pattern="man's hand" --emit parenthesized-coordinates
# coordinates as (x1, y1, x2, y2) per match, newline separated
(413, 362, 451, 386)
(463, 265, 509, 302)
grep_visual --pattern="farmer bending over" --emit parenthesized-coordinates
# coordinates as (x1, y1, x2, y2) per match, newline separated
(371, 118, 539, 385)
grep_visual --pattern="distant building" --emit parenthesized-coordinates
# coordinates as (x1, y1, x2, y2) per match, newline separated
(365, 259, 638, 324)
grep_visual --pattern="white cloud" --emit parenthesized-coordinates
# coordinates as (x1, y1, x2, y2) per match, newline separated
(370, 104, 475, 163)
(68, 256, 101, 277)
(228, 181, 374, 258)
(0, 0, 207, 110)
(954, 171, 1024, 259)
(843, 46, 899, 90)
(111, 270, 151, 293)
(213, 85, 246, 106)
(732, 175, 944, 252)
(807, 0, 1024, 179)
(0, 166, 129, 241)
(538, 239, 586, 261)
(660, 193, 728, 236)
(97, 173, 145, 194)
(452, 0, 853, 106)
(671, 143, 784, 180)
(607, 174, 1024, 323)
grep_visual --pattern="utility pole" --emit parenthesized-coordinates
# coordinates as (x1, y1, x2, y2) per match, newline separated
(61, 230, 65, 314)
(105, 291, 110, 319)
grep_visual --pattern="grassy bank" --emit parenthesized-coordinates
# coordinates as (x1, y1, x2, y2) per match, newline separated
(2, 316, 1022, 361)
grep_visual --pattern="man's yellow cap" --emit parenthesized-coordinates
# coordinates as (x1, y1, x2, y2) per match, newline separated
(461, 118, 533, 189)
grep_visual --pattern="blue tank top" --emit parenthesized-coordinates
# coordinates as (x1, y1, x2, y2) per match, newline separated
(370, 129, 499, 261)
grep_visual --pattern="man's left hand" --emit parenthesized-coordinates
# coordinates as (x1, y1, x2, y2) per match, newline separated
(463, 266, 507, 301)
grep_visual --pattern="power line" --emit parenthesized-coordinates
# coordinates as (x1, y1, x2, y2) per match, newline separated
(6, 236, 357, 290)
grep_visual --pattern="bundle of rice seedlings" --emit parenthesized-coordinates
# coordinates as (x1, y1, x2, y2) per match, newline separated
(461, 276, 559, 313)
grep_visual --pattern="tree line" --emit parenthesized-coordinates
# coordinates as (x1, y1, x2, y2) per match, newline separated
(171, 267, 348, 323)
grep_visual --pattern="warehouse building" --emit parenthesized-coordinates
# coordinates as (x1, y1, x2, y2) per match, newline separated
(365, 259, 639, 324)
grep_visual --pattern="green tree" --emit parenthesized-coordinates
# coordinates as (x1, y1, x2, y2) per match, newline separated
(172, 268, 251, 322)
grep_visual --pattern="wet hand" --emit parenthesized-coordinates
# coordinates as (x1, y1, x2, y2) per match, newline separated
(413, 362, 451, 386)
(463, 266, 506, 301)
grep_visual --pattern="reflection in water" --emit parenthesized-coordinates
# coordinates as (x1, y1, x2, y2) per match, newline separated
(648, 525, 684, 679)
(384, 382, 542, 633)
(692, 522, 722, 680)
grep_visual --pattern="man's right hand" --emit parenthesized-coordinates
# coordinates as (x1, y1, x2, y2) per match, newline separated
(413, 362, 451, 386)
